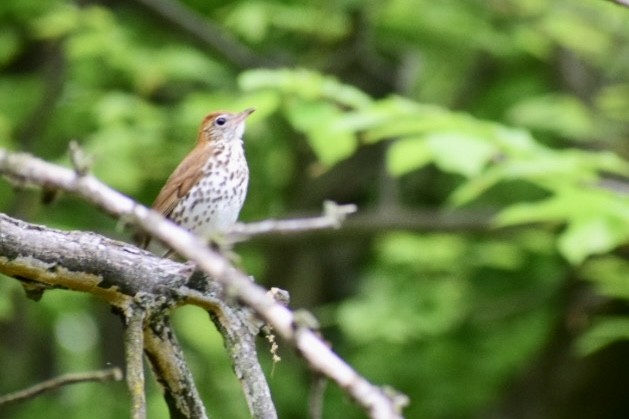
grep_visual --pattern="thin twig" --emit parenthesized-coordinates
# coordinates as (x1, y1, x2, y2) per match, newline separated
(228, 201, 357, 240)
(0, 368, 123, 406)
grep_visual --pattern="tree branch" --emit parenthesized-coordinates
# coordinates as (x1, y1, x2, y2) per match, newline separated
(229, 201, 357, 241)
(0, 212, 210, 417)
(0, 148, 407, 418)
(143, 314, 208, 419)
(124, 307, 147, 419)
(179, 274, 279, 418)
(206, 287, 278, 418)
(0, 368, 123, 406)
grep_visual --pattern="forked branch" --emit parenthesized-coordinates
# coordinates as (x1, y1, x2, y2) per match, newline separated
(0, 148, 407, 418)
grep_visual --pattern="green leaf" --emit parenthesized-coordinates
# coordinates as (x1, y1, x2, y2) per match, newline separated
(223, 2, 268, 43)
(239, 68, 372, 109)
(361, 97, 442, 142)
(427, 132, 496, 177)
(497, 195, 572, 226)
(226, 2, 349, 43)
(558, 216, 629, 265)
(238, 90, 282, 119)
(449, 168, 504, 206)
(498, 187, 629, 226)
(581, 257, 629, 301)
(576, 317, 629, 356)
(497, 187, 629, 264)
(511, 25, 553, 59)
(285, 99, 356, 165)
(542, 11, 610, 61)
(506, 94, 594, 139)
(451, 128, 538, 205)
(452, 147, 629, 206)
(387, 136, 432, 176)
(31, 4, 81, 39)
(490, 126, 544, 157)
(153, 46, 228, 84)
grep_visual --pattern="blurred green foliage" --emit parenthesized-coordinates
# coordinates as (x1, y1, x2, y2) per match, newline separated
(2, 0, 629, 418)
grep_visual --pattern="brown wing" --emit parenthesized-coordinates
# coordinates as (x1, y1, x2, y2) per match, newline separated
(137, 144, 211, 249)
(152, 144, 211, 217)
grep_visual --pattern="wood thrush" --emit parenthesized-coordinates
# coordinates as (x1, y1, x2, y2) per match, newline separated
(139, 107, 254, 251)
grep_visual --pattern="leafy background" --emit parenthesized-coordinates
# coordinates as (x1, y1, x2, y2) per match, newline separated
(1, 0, 629, 418)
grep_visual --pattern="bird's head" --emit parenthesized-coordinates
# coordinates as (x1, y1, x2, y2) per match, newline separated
(198, 107, 255, 146)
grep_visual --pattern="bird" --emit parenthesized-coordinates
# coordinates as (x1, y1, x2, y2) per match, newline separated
(138, 107, 254, 253)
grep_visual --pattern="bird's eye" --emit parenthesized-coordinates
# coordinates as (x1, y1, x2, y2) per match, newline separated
(215, 116, 227, 126)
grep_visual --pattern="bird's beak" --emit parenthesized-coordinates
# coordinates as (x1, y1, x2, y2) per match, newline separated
(234, 107, 255, 124)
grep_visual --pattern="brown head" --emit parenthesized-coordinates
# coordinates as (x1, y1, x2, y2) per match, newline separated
(197, 107, 255, 146)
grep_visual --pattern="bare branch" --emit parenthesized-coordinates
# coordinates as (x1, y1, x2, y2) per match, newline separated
(229, 201, 357, 240)
(0, 368, 123, 406)
(143, 314, 208, 419)
(210, 296, 278, 417)
(177, 278, 279, 418)
(0, 149, 407, 418)
(0, 213, 208, 418)
(124, 307, 147, 419)
(237, 208, 495, 247)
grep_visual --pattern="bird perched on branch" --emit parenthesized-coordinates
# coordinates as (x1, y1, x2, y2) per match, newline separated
(138, 108, 254, 254)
